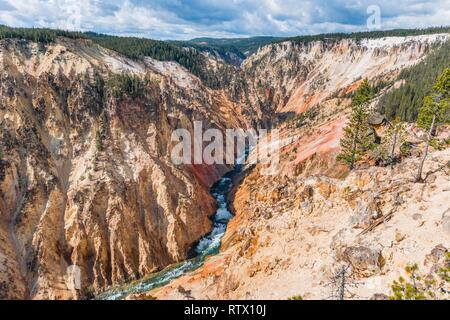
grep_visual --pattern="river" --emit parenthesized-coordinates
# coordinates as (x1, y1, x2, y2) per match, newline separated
(97, 161, 245, 300)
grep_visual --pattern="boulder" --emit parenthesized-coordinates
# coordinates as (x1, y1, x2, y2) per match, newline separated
(424, 244, 448, 266)
(368, 112, 386, 126)
(350, 194, 382, 229)
(338, 246, 384, 277)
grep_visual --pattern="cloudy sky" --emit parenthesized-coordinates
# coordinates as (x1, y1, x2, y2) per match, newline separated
(0, 0, 449, 40)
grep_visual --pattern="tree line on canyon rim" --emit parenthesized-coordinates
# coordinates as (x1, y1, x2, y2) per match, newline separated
(2, 25, 450, 90)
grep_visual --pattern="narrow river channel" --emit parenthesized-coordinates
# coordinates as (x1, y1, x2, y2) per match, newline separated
(98, 161, 245, 300)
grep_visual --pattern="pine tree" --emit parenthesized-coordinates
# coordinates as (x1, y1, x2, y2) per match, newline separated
(337, 79, 374, 169)
(383, 118, 408, 166)
(415, 68, 450, 182)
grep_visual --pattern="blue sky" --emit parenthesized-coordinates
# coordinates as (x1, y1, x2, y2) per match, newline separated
(0, 0, 449, 40)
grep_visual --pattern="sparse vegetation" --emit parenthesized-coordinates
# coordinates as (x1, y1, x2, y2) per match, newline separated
(383, 118, 408, 166)
(327, 265, 358, 300)
(389, 253, 450, 300)
(287, 106, 320, 129)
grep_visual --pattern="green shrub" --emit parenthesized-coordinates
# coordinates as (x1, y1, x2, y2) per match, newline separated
(389, 254, 450, 300)
(107, 73, 146, 100)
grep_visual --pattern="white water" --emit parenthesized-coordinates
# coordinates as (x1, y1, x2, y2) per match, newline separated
(98, 166, 241, 300)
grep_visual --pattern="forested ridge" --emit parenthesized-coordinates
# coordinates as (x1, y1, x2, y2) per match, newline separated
(0, 25, 210, 84)
(286, 27, 450, 45)
(377, 40, 450, 122)
(0, 25, 85, 42)
(1, 24, 450, 96)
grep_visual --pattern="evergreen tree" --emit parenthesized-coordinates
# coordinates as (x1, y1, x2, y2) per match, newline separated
(416, 68, 450, 182)
(378, 40, 450, 122)
(383, 118, 408, 166)
(337, 79, 374, 169)
(389, 254, 450, 300)
(107, 73, 146, 100)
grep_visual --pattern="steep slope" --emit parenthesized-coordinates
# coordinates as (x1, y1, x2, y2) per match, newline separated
(151, 146, 450, 300)
(241, 34, 448, 122)
(139, 33, 450, 300)
(0, 37, 246, 299)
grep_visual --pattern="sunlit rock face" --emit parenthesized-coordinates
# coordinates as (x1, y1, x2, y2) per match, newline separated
(0, 32, 448, 300)
(148, 34, 450, 301)
(0, 38, 245, 299)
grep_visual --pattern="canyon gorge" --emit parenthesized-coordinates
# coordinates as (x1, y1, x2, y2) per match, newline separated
(0, 30, 449, 300)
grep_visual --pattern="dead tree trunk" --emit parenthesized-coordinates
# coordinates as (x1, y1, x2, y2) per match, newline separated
(416, 115, 436, 182)
(390, 130, 398, 168)
(337, 266, 347, 300)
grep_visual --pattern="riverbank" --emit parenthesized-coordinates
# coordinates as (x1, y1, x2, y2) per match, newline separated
(97, 163, 246, 300)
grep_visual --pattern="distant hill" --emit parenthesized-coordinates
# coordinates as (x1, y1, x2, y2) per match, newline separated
(172, 36, 285, 65)
(185, 36, 284, 54)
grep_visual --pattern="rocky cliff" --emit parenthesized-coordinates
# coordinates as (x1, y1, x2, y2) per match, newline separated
(0, 32, 449, 300)
(0, 37, 245, 299)
(144, 33, 450, 300)
(241, 34, 448, 124)
(150, 145, 449, 299)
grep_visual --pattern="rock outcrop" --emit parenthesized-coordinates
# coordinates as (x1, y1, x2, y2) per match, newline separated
(1, 32, 449, 300)
(0, 37, 245, 299)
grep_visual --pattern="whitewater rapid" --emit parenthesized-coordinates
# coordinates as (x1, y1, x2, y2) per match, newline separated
(98, 166, 241, 300)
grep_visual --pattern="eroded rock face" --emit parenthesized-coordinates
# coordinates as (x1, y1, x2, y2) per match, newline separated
(241, 34, 449, 118)
(151, 147, 450, 300)
(351, 193, 383, 229)
(0, 38, 244, 299)
(145, 33, 450, 301)
(1, 32, 449, 300)
(337, 246, 384, 277)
